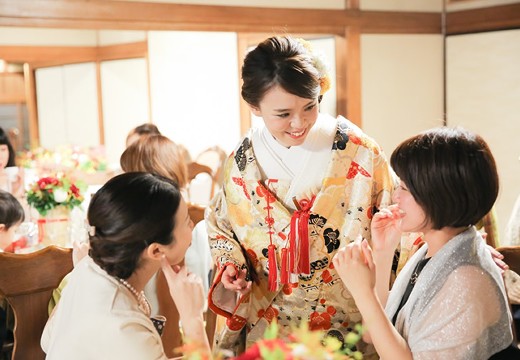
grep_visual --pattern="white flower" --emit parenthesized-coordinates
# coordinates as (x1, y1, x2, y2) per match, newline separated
(53, 188, 68, 203)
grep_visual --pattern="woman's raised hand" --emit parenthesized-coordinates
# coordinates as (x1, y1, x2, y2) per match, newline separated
(333, 237, 376, 300)
(371, 204, 404, 253)
(221, 265, 251, 295)
(160, 256, 205, 323)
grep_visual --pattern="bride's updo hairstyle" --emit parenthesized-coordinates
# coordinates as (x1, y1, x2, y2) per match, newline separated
(241, 36, 321, 108)
(87, 172, 182, 279)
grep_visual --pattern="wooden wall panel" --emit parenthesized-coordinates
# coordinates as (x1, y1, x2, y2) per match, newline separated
(0, 73, 25, 103)
(447, 3, 520, 35)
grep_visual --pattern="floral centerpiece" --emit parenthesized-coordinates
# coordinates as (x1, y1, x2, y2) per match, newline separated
(26, 175, 85, 247)
(17, 145, 108, 174)
(26, 175, 84, 216)
(181, 321, 363, 360)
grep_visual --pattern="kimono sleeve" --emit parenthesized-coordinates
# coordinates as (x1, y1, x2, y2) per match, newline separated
(206, 186, 249, 318)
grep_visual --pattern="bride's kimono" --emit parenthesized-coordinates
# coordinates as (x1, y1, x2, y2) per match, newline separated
(386, 227, 513, 359)
(207, 114, 395, 357)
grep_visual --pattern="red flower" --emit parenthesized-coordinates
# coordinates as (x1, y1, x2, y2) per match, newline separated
(37, 176, 60, 189)
(70, 184, 80, 197)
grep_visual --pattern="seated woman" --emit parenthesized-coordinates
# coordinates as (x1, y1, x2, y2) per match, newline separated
(41, 172, 211, 359)
(333, 127, 513, 359)
(0, 127, 24, 199)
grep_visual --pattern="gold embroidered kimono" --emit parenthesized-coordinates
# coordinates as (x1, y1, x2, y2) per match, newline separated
(207, 117, 395, 357)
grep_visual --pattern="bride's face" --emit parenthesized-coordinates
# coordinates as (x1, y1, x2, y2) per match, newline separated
(251, 85, 319, 148)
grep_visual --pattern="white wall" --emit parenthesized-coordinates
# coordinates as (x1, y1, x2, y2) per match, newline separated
(447, 0, 520, 11)
(361, 0, 442, 12)
(447, 29, 520, 242)
(36, 63, 99, 148)
(148, 31, 240, 158)
(361, 34, 444, 157)
(101, 58, 150, 165)
(0, 27, 97, 46)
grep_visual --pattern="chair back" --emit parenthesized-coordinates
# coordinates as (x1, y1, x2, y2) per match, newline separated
(188, 203, 206, 225)
(187, 162, 215, 205)
(0, 246, 73, 360)
(195, 146, 227, 186)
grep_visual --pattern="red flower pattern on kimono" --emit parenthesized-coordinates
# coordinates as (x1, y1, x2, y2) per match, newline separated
(258, 306, 279, 323)
(346, 161, 371, 179)
(309, 306, 337, 331)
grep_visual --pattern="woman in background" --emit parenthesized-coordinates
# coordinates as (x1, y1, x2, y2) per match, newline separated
(0, 127, 23, 197)
(125, 123, 161, 148)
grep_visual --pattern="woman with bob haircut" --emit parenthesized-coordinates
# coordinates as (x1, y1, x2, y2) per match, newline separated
(334, 127, 514, 359)
(41, 172, 210, 359)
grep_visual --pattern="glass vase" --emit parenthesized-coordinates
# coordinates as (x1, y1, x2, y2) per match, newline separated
(37, 206, 71, 247)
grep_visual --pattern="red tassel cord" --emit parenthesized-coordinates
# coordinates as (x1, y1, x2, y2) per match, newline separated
(267, 244, 278, 291)
(297, 209, 311, 274)
(288, 196, 316, 276)
(264, 179, 280, 292)
(288, 216, 297, 274)
(280, 248, 289, 284)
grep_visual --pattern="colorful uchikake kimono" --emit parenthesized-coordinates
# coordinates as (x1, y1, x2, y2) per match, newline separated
(207, 115, 396, 357)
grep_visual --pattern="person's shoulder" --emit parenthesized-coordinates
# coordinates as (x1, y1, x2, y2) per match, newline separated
(334, 115, 383, 155)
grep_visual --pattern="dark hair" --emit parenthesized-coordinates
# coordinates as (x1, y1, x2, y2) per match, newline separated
(0, 127, 16, 167)
(132, 123, 160, 136)
(0, 190, 25, 228)
(88, 172, 182, 279)
(241, 36, 321, 107)
(391, 127, 499, 230)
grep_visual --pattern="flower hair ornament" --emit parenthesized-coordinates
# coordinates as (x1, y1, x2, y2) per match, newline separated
(296, 38, 332, 96)
(85, 220, 96, 237)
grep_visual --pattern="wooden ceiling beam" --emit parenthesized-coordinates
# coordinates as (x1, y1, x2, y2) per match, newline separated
(0, 42, 147, 68)
(446, 3, 520, 35)
(0, 0, 441, 34)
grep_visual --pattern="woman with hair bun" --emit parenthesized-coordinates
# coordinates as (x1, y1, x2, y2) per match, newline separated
(41, 172, 210, 359)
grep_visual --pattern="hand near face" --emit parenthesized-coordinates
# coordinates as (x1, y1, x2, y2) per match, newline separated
(160, 256, 205, 324)
(371, 204, 404, 253)
(221, 265, 252, 295)
(333, 238, 376, 301)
